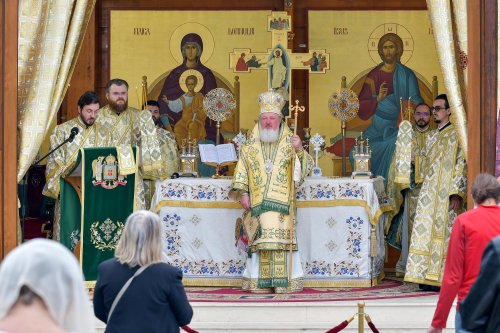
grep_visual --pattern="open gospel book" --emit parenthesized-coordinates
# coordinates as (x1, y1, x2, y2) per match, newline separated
(198, 143, 238, 166)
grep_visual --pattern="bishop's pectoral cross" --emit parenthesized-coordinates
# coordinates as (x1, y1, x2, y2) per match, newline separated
(229, 11, 329, 124)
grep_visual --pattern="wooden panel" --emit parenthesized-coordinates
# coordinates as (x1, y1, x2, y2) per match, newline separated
(1, 0, 19, 258)
(66, 9, 97, 121)
(483, 0, 497, 175)
(467, 0, 497, 208)
(467, 0, 481, 207)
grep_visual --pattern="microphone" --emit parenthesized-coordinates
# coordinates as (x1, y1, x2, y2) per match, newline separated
(33, 127, 80, 165)
(68, 127, 79, 143)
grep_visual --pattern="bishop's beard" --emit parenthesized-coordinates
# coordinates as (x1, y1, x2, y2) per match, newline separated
(259, 127, 280, 143)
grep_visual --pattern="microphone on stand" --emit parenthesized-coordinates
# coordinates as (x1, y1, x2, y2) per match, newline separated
(23, 126, 81, 242)
(34, 126, 80, 165)
(68, 127, 79, 143)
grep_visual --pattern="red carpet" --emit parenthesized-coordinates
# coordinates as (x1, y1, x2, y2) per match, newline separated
(186, 278, 437, 302)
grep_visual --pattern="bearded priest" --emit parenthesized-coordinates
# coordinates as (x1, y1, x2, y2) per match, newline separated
(231, 90, 313, 293)
(94, 79, 164, 209)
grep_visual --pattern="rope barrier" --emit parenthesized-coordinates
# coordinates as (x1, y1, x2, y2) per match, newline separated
(181, 325, 199, 333)
(323, 301, 380, 333)
(324, 316, 354, 333)
(180, 301, 380, 333)
(365, 314, 380, 333)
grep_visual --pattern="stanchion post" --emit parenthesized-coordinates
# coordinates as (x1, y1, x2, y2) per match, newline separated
(358, 301, 365, 333)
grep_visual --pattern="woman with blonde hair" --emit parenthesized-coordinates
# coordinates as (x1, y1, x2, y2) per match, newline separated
(93, 210, 193, 333)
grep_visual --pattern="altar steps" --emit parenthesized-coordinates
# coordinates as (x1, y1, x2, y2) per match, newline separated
(95, 294, 456, 332)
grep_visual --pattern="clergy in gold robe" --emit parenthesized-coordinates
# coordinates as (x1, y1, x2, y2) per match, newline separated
(43, 91, 103, 239)
(231, 90, 313, 293)
(94, 79, 164, 210)
(385, 103, 432, 276)
(405, 94, 467, 288)
(143, 100, 180, 209)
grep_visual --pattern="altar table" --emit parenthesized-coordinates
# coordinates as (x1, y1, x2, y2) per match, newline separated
(152, 177, 390, 287)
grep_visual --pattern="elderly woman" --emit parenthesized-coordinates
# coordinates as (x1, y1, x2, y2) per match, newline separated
(0, 239, 95, 333)
(93, 210, 193, 333)
(428, 173, 500, 333)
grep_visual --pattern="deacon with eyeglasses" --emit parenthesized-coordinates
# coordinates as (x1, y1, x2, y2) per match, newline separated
(405, 93, 467, 292)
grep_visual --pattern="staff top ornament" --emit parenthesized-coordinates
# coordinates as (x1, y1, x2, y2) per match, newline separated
(328, 88, 359, 122)
(203, 88, 237, 122)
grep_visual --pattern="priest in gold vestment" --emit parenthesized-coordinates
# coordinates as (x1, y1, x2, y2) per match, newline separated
(231, 91, 313, 293)
(385, 103, 432, 276)
(94, 79, 164, 210)
(143, 100, 179, 209)
(43, 91, 104, 239)
(405, 94, 467, 288)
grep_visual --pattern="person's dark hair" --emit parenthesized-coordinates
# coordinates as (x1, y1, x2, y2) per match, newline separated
(415, 102, 431, 111)
(105, 78, 129, 92)
(146, 100, 159, 108)
(77, 91, 100, 109)
(471, 173, 500, 205)
(435, 94, 450, 109)
(18, 285, 40, 305)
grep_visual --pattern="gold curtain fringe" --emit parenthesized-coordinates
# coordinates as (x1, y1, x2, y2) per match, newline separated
(426, 0, 468, 160)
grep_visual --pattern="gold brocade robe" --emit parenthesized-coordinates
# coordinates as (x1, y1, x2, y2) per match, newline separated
(232, 124, 313, 250)
(43, 116, 105, 199)
(385, 125, 431, 275)
(231, 123, 313, 291)
(386, 126, 432, 236)
(94, 106, 164, 209)
(409, 127, 432, 222)
(157, 127, 179, 178)
(144, 127, 179, 210)
(405, 124, 467, 286)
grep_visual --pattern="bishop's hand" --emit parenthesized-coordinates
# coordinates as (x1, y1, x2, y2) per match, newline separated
(291, 134, 303, 152)
(240, 193, 251, 211)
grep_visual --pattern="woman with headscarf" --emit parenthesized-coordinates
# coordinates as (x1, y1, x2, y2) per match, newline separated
(0, 239, 95, 333)
(93, 210, 193, 333)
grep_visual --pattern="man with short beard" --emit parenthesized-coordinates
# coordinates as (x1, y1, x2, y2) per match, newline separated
(405, 94, 467, 291)
(385, 103, 433, 276)
(43, 91, 103, 239)
(231, 90, 313, 293)
(95, 79, 164, 209)
(143, 100, 179, 209)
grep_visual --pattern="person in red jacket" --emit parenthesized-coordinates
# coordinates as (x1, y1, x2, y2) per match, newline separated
(427, 173, 500, 333)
